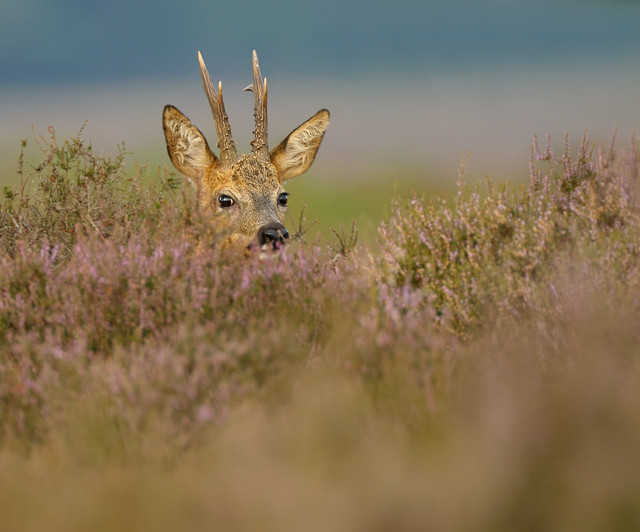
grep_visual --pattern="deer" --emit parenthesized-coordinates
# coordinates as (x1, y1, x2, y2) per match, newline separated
(162, 50, 330, 250)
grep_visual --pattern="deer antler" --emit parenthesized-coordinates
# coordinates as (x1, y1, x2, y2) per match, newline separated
(198, 51, 238, 165)
(243, 50, 269, 161)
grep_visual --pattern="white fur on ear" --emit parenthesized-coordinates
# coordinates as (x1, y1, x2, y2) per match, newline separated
(162, 105, 218, 181)
(270, 109, 330, 182)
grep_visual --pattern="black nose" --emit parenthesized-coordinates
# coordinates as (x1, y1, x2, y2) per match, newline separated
(258, 223, 290, 246)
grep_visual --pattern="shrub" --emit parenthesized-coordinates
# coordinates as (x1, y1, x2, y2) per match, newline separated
(379, 132, 640, 337)
(0, 125, 185, 264)
(0, 128, 449, 452)
(2, 126, 640, 530)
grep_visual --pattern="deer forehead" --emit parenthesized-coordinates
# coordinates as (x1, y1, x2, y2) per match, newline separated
(205, 154, 283, 200)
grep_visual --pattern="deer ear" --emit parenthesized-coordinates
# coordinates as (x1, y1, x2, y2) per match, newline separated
(270, 109, 330, 182)
(163, 105, 218, 181)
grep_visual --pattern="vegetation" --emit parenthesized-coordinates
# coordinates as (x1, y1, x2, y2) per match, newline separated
(1, 126, 640, 531)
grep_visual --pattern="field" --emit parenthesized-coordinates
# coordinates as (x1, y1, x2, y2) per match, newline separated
(1, 124, 640, 531)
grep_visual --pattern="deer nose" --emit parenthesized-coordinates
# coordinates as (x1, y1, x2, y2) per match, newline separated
(258, 223, 290, 246)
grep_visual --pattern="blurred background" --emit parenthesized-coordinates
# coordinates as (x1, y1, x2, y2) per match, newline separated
(2, 0, 640, 240)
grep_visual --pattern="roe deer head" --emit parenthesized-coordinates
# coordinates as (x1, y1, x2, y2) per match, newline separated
(163, 50, 330, 250)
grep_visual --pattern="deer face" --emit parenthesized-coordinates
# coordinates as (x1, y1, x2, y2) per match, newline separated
(162, 51, 329, 249)
(205, 155, 289, 248)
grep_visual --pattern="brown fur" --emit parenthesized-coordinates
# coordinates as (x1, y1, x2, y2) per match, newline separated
(162, 52, 330, 248)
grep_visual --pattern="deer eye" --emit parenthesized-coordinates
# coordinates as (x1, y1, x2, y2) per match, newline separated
(278, 192, 288, 207)
(218, 194, 234, 208)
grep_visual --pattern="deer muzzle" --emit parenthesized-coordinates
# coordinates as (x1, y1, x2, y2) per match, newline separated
(258, 222, 290, 249)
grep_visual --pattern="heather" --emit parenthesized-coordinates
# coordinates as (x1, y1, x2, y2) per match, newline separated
(379, 132, 640, 337)
(1, 128, 640, 531)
